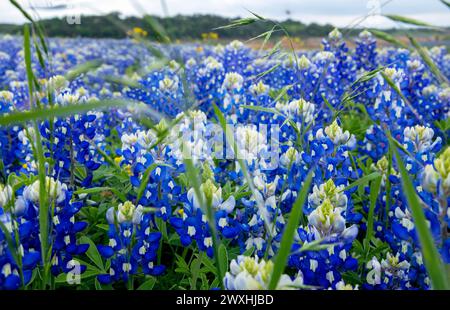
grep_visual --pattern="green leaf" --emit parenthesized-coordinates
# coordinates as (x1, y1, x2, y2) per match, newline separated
(75, 186, 127, 202)
(341, 172, 381, 192)
(96, 224, 110, 231)
(55, 267, 100, 284)
(79, 236, 105, 272)
(94, 278, 103, 290)
(137, 277, 156, 290)
(218, 243, 229, 276)
(268, 170, 313, 290)
(242, 246, 255, 256)
(366, 176, 382, 242)
(389, 136, 449, 290)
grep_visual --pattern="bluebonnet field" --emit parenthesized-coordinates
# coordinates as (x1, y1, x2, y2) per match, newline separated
(0, 21, 449, 291)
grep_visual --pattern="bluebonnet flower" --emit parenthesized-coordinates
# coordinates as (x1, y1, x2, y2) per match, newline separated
(288, 178, 359, 289)
(97, 201, 165, 284)
(224, 255, 303, 290)
(0, 177, 88, 289)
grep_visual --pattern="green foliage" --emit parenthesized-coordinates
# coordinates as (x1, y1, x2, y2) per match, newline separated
(0, 13, 336, 39)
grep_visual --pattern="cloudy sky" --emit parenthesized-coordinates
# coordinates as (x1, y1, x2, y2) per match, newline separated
(1, 0, 449, 28)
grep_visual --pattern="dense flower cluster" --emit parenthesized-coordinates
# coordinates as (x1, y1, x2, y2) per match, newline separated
(0, 28, 449, 290)
(0, 177, 87, 289)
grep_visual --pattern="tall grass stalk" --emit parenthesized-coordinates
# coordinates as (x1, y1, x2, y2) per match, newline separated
(183, 156, 224, 288)
(268, 170, 313, 290)
(23, 24, 50, 289)
(389, 136, 449, 290)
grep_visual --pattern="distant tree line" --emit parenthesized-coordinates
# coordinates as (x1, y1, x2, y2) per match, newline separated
(0, 13, 338, 39)
(1, 13, 445, 41)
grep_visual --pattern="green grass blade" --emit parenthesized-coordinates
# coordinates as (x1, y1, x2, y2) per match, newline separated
(135, 163, 173, 204)
(23, 25, 34, 107)
(214, 17, 259, 30)
(218, 243, 228, 278)
(79, 236, 105, 272)
(441, 0, 450, 9)
(75, 187, 127, 202)
(241, 105, 300, 137)
(340, 172, 381, 192)
(9, 0, 34, 23)
(385, 147, 393, 227)
(252, 63, 281, 80)
(408, 35, 449, 85)
(383, 14, 438, 28)
(246, 10, 266, 20)
(183, 157, 224, 288)
(0, 221, 19, 266)
(137, 277, 156, 290)
(65, 60, 103, 81)
(0, 99, 130, 126)
(390, 137, 449, 290)
(24, 24, 50, 288)
(366, 175, 382, 241)
(142, 14, 171, 43)
(268, 170, 313, 290)
(380, 72, 422, 121)
(369, 29, 410, 50)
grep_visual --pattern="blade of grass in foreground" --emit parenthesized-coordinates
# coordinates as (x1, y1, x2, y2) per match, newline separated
(369, 29, 410, 50)
(390, 137, 449, 290)
(75, 187, 127, 202)
(268, 170, 313, 290)
(441, 0, 450, 9)
(340, 172, 381, 192)
(65, 60, 103, 81)
(365, 175, 382, 241)
(135, 163, 173, 204)
(212, 103, 272, 231)
(408, 35, 449, 85)
(381, 72, 422, 121)
(383, 14, 438, 28)
(24, 24, 50, 289)
(0, 99, 130, 126)
(183, 156, 224, 288)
